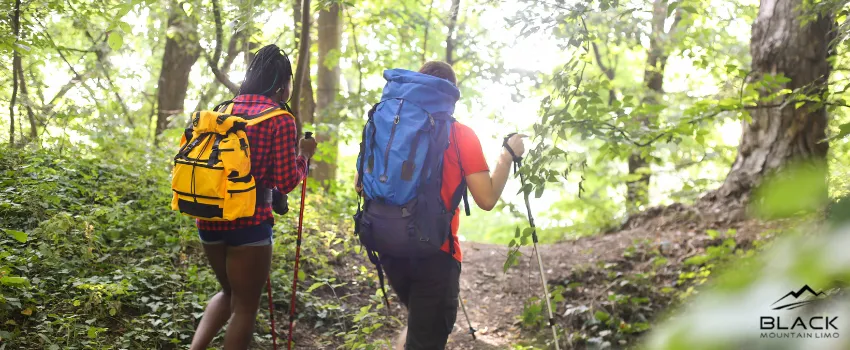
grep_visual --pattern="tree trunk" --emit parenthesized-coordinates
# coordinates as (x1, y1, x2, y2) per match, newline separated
(9, 0, 21, 146)
(627, 0, 681, 213)
(15, 61, 38, 141)
(292, 0, 315, 135)
(445, 0, 461, 65)
(314, 3, 342, 186)
(710, 0, 833, 206)
(154, 2, 201, 141)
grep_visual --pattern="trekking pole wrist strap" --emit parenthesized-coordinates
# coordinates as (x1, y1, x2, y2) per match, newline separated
(502, 133, 522, 163)
(502, 133, 522, 174)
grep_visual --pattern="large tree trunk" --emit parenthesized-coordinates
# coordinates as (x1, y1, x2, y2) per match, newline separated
(154, 2, 200, 141)
(292, 0, 315, 135)
(710, 0, 833, 205)
(627, 0, 681, 213)
(313, 3, 342, 186)
(445, 0, 461, 65)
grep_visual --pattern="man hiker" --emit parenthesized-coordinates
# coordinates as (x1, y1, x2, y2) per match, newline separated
(354, 61, 526, 349)
(175, 44, 317, 350)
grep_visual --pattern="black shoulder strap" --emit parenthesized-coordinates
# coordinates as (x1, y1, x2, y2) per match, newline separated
(450, 121, 471, 216)
(365, 248, 391, 309)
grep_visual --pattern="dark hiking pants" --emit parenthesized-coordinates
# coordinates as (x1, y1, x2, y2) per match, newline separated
(381, 252, 461, 350)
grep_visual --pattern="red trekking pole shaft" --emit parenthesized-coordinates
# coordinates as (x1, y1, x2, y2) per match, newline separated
(266, 277, 278, 349)
(287, 132, 312, 350)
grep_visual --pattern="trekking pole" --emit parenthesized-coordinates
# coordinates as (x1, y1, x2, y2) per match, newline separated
(287, 131, 313, 350)
(266, 276, 279, 350)
(458, 291, 477, 340)
(504, 133, 560, 350)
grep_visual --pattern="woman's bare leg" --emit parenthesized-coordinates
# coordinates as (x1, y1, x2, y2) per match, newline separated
(190, 244, 232, 350)
(223, 244, 273, 350)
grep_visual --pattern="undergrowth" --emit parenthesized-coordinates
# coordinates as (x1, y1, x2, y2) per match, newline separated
(0, 143, 386, 349)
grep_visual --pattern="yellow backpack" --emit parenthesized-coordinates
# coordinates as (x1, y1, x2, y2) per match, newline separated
(170, 103, 293, 221)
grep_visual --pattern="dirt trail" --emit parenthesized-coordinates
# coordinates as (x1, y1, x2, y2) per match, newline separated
(287, 204, 777, 349)
(436, 210, 774, 349)
(442, 234, 650, 349)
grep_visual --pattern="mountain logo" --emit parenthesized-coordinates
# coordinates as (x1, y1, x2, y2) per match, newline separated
(771, 285, 826, 311)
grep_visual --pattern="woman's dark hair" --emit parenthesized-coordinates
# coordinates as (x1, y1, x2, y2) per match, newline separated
(239, 44, 293, 97)
(418, 61, 457, 85)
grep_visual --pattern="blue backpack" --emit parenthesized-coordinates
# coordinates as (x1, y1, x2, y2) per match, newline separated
(354, 69, 470, 302)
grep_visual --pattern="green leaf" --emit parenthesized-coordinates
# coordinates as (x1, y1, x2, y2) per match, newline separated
(2, 228, 27, 243)
(107, 31, 123, 51)
(667, 1, 679, 17)
(297, 270, 306, 281)
(118, 21, 132, 33)
(0, 276, 28, 285)
(306, 282, 324, 293)
(706, 229, 720, 239)
(87, 327, 97, 339)
(594, 310, 610, 322)
(680, 5, 697, 13)
(795, 101, 806, 109)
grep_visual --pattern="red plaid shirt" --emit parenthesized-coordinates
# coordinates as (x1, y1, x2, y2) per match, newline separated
(197, 94, 307, 231)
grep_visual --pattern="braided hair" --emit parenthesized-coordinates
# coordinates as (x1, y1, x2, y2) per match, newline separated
(239, 44, 293, 98)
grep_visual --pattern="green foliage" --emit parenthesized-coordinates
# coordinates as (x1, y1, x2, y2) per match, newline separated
(0, 143, 367, 348)
(644, 160, 850, 349)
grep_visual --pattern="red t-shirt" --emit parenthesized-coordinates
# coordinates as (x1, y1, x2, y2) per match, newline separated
(439, 122, 489, 262)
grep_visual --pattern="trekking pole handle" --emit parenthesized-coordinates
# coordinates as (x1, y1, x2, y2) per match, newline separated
(302, 131, 314, 170)
(502, 132, 522, 163)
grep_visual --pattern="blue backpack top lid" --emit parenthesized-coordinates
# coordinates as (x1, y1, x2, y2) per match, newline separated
(380, 69, 460, 115)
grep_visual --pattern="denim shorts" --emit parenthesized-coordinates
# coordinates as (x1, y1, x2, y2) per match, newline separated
(198, 223, 273, 246)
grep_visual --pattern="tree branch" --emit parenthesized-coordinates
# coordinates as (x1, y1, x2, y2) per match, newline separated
(211, 0, 223, 68)
(15, 59, 38, 140)
(422, 0, 435, 64)
(82, 29, 134, 126)
(204, 0, 239, 94)
(445, 0, 461, 65)
(344, 6, 363, 95)
(581, 17, 617, 105)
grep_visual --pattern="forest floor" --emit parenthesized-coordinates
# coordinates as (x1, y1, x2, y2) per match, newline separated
(280, 203, 784, 349)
